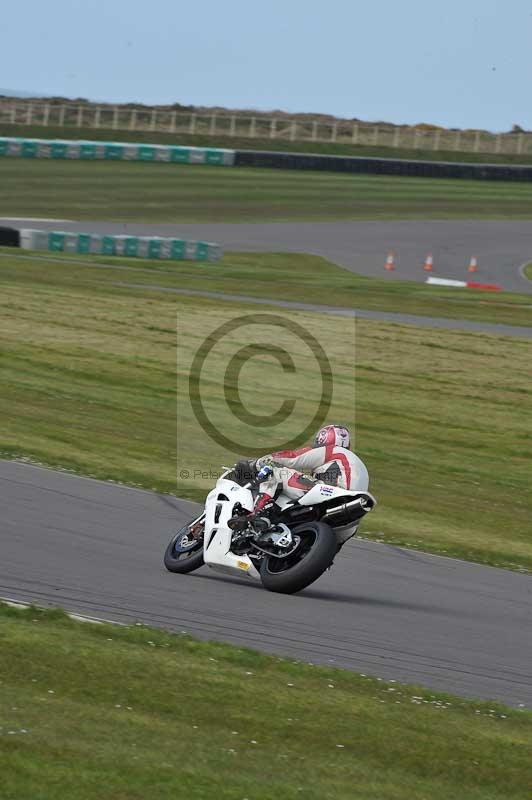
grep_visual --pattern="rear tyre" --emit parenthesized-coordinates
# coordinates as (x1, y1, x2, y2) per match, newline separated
(259, 521, 336, 594)
(164, 517, 205, 574)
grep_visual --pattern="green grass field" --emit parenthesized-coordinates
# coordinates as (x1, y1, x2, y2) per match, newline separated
(4, 122, 532, 165)
(2, 604, 530, 800)
(2, 159, 532, 222)
(523, 264, 532, 280)
(3, 247, 531, 327)
(1, 252, 531, 571)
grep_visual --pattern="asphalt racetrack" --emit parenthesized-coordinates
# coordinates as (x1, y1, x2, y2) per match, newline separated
(2, 461, 531, 708)
(2, 217, 531, 292)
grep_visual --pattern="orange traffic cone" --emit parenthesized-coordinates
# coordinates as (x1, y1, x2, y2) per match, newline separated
(423, 253, 434, 272)
(385, 252, 395, 271)
(468, 256, 478, 273)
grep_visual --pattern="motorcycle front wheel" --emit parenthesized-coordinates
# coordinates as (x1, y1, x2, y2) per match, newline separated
(164, 515, 205, 574)
(259, 521, 336, 594)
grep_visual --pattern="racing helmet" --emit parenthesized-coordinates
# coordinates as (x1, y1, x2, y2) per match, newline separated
(313, 425, 351, 449)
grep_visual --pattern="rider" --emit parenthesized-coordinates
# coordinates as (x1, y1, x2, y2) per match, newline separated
(241, 424, 369, 528)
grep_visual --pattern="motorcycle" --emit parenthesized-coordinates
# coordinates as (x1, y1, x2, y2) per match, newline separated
(164, 462, 376, 594)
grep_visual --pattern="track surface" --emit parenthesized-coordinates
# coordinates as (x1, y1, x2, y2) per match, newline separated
(2, 460, 531, 707)
(3, 217, 531, 293)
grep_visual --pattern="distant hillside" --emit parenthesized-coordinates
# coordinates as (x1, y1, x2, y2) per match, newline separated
(0, 93, 528, 136)
(0, 89, 47, 98)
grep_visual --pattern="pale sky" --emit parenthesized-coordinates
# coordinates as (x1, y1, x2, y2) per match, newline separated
(2, 0, 531, 132)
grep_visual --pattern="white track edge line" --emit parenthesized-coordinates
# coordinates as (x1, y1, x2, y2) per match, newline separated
(0, 596, 127, 626)
(0, 457, 199, 504)
(0, 217, 73, 222)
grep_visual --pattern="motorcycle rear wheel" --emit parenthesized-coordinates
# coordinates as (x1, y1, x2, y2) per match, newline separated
(259, 521, 336, 594)
(164, 517, 205, 574)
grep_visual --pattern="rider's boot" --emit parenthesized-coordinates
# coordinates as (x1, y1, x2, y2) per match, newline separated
(249, 492, 276, 535)
(228, 492, 275, 533)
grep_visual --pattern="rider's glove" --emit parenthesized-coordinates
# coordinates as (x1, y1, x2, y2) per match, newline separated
(256, 464, 273, 482)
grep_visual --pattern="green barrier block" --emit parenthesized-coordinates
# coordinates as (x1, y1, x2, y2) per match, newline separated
(0, 140, 8, 156)
(138, 146, 156, 161)
(205, 150, 225, 165)
(170, 240, 185, 259)
(80, 144, 96, 159)
(21, 140, 38, 158)
(124, 237, 139, 256)
(148, 239, 161, 259)
(195, 242, 210, 260)
(77, 234, 91, 254)
(104, 144, 123, 160)
(170, 147, 190, 163)
(48, 232, 65, 252)
(102, 236, 116, 255)
(51, 142, 68, 159)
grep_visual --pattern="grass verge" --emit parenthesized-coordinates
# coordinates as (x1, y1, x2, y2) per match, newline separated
(523, 264, 532, 281)
(2, 248, 532, 328)
(1, 603, 530, 800)
(1, 253, 531, 571)
(2, 159, 532, 222)
(3, 122, 532, 166)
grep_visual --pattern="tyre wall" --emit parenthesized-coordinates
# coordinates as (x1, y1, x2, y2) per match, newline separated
(19, 229, 223, 261)
(0, 136, 235, 165)
(234, 149, 532, 181)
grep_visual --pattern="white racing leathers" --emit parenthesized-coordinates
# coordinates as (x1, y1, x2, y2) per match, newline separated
(257, 445, 369, 501)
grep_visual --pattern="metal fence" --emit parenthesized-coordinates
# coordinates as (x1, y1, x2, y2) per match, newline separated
(1, 100, 530, 157)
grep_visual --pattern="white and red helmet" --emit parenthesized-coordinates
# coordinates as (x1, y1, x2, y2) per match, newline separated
(313, 425, 351, 450)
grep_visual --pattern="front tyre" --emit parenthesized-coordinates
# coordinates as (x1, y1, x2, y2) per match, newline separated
(260, 521, 336, 594)
(164, 516, 205, 574)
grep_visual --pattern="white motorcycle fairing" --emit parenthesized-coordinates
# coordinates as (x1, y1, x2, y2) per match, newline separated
(297, 483, 362, 505)
(203, 476, 261, 580)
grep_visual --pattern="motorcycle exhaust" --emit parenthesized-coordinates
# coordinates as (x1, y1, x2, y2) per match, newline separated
(322, 496, 373, 525)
